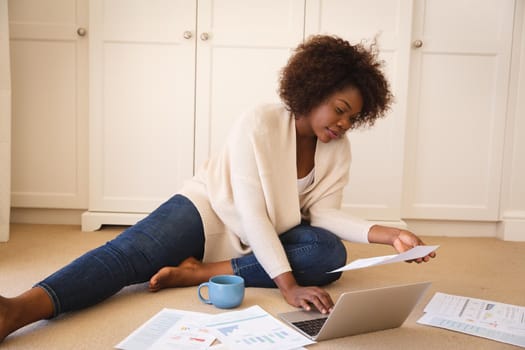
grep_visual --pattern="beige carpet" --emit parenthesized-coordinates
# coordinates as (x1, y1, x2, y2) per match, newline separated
(1, 224, 524, 350)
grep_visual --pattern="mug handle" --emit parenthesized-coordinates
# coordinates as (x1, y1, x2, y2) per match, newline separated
(198, 282, 212, 304)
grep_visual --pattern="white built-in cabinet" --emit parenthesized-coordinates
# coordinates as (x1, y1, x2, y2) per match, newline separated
(193, 1, 305, 169)
(82, 0, 305, 230)
(86, 0, 412, 230)
(83, 0, 516, 231)
(9, 0, 88, 209)
(86, 0, 197, 219)
(8, 1, 523, 237)
(403, 0, 514, 221)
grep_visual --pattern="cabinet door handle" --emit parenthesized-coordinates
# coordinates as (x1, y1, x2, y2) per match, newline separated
(413, 39, 423, 48)
(77, 27, 87, 37)
(200, 32, 209, 41)
(183, 31, 193, 39)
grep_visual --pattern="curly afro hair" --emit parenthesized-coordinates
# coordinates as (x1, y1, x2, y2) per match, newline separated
(279, 35, 393, 129)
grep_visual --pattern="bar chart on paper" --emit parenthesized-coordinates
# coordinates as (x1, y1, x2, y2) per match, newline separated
(205, 305, 314, 350)
(217, 324, 297, 345)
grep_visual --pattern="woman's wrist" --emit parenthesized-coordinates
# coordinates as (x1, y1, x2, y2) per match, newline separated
(368, 225, 401, 246)
(273, 271, 299, 293)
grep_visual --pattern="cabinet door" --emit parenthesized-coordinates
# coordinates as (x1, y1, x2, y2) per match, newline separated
(193, 0, 305, 168)
(9, 0, 88, 209)
(305, 0, 414, 222)
(402, 0, 514, 220)
(88, 0, 197, 214)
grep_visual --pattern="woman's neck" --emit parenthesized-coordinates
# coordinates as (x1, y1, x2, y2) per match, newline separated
(295, 128, 316, 179)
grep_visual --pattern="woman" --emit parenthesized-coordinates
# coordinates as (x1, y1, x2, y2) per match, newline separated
(0, 35, 435, 342)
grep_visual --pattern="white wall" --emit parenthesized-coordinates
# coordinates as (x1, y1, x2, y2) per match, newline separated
(0, 0, 11, 241)
(498, 0, 525, 241)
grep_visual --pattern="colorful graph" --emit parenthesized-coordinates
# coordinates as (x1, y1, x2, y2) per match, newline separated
(234, 329, 292, 345)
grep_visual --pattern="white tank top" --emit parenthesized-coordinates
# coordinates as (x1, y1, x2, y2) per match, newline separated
(297, 168, 315, 194)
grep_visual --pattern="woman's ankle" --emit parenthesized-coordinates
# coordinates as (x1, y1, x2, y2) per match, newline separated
(0, 295, 19, 342)
(0, 287, 54, 342)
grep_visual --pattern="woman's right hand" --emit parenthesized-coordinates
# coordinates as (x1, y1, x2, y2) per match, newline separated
(274, 272, 334, 314)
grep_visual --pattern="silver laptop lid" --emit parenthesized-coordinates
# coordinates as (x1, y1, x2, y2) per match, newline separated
(279, 281, 431, 341)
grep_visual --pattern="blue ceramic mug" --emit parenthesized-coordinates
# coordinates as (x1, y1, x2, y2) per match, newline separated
(197, 274, 245, 309)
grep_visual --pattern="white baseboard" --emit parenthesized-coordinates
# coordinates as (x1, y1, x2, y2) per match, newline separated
(405, 219, 524, 241)
(402, 219, 500, 238)
(10, 207, 84, 225)
(0, 223, 8, 242)
(497, 212, 525, 241)
(81, 211, 147, 231)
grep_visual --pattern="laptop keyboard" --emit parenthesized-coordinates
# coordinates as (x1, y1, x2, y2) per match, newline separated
(292, 317, 328, 336)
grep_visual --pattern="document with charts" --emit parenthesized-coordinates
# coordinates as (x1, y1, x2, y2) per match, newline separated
(418, 292, 525, 348)
(115, 308, 215, 350)
(205, 305, 313, 350)
(116, 306, 310, 350)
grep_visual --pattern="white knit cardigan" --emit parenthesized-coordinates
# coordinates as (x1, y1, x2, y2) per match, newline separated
(179, 104, 373, 278)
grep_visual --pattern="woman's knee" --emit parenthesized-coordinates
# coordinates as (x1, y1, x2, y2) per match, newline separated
(319, 232, 347, 269)
(287, 227, 348, 286)
(310, 233, 346, 285)
(307, 227, 347, 270)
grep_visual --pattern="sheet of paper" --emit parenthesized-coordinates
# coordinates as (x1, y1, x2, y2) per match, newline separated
(149, 321, 216, 350)
(204, 305, 314, 350)
(418, 292, 525, 348)
(329, 245, 439, 272)
(115, 308, 213, 350)
(208, 344, 307, 350)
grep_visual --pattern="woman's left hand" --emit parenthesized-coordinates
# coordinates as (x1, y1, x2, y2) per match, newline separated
(368, 225, 436, 263)
(392, 229, 436, 263)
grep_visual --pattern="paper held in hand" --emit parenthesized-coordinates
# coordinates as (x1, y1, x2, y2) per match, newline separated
(328, 245, 439, 273)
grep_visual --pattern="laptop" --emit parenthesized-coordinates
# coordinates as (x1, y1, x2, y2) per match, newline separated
(278, 281, 431, 341)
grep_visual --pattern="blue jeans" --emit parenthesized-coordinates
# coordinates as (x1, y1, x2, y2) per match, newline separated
(232, 223, 346, 287)
(36, 195, 346, 317)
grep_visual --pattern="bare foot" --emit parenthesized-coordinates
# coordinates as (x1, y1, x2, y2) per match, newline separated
(149, 257, 234, 292)
(149, 257, 203, 292)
